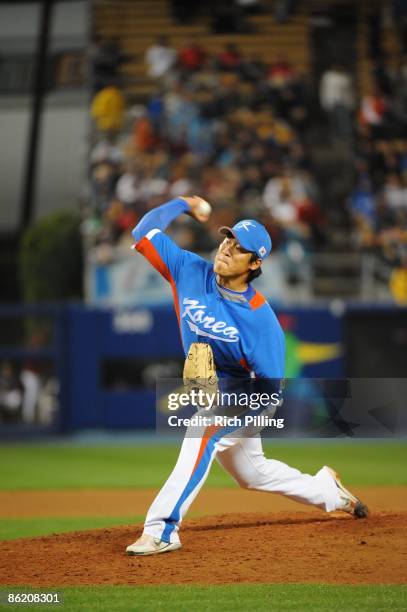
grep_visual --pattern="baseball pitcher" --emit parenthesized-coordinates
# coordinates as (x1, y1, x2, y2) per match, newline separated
(126, 196, 368, 556)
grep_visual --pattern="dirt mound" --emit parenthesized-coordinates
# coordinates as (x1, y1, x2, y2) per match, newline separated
(1, 486, 406, 518)
(1, 512, 406, 586)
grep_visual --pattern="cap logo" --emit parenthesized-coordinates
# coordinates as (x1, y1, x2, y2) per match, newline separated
(259, 246, 267, 257)
(235, 221, 255, 232)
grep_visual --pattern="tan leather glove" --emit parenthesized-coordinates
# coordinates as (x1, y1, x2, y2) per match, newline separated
(183, 342, 218, 397)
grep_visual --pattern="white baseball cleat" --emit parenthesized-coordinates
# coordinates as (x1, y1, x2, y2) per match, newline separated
(325, 466, 368, 518)
(126, 534, 181, 556)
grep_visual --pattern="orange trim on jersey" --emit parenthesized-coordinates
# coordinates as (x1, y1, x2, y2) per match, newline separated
(135, 237, 181, 329)
(249, 290, 266, 310)
(239, 357, 250, 372)
(192, 424, 222, 474)
(136, 236, 171, 280)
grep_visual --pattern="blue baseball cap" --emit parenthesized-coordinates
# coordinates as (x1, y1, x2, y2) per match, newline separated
(219, 220, 272, 260)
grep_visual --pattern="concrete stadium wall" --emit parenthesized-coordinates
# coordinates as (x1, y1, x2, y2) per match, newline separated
(0, 1, 87, 52)
(0, 94, 88, 231)
(0, 1, 88, 231)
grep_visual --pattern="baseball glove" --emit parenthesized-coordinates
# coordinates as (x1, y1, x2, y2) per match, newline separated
(183, 342, 218, 397)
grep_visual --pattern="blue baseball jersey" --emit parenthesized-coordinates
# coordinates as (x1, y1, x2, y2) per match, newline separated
(133, 203, 285, 380)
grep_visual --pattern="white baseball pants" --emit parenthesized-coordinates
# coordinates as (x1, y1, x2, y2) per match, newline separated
(143, 430, 342, 544)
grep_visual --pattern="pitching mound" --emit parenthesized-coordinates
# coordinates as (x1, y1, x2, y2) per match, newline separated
(1, 512, 406, 586)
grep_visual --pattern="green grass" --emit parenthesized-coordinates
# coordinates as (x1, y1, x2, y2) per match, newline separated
(1, 444, 405, 611)
(0, 516, 144, 541)
(0, 585, 406, 611)
(0, 442, 405, 491)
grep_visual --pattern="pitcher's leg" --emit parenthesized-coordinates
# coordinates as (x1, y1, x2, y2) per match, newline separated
(144, 426, 220, 544)
(216, 436, 341, 512)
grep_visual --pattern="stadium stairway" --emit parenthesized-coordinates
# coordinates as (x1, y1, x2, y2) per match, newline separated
(357, 0, 402, 98)
(296, 0, 401, 98)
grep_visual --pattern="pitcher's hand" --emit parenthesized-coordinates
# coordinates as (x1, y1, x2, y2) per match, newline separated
(181, 196, 212, 223)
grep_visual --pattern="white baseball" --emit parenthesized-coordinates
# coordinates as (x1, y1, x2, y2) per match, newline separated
(197, 198, 212, 216)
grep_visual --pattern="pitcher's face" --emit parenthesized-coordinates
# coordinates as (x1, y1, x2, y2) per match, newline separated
(214, 233, 260, 279)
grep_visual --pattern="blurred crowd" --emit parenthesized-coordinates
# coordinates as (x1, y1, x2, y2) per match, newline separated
(0, 360, 56, 426)
(349, 61, 407, 299)
(318, 57, 407, 273)
(86, 37, 323, 274)
(85, 31, 407, 299)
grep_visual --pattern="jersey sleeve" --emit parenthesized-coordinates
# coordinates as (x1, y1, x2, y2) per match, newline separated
(134, 228, 189, 286)
(132, 197, 196, 285)
(248, 309, 286, 380)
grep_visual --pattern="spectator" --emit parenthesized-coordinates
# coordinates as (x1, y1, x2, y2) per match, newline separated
(21, 367, 41, 425)
(147, 92, 165, 132)
(263, 168, 318, 282)
(90, 37, 130, 93)
(91, 162, 118, 212)
(238, 164, 264, 199)
(263, 167, 308, 222)
(319, 63, 355, 140)
(132, 109, 157, 152)
(178, 39, 206, 72)
(90, 134, 124, 168)
(138, 180, 170, 209)
(358, 86, 388, 137)
(115, 161, 141, 206)
(90, 84, 126, 134)
(111, 200, 138, 234)
(145, 36, 177, 79)
(0, 362, 23, 423)
(268, 54, 295, 89)
(217, 43, 242, 71)
(165, 89, 198, 146)
(349, 171, 377, 247)
(275, 75, 309, 135)
(390, 257, 407, 304)
(382, 172, 407, 212)
(239, 53, 266, 83)
(169, 170, 195, 198)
